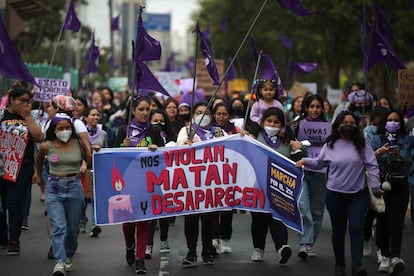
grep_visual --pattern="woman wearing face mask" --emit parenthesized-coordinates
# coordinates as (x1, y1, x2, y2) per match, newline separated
(295, 111, 382, 276)
(288, 95, 329, 260)
(33, 114, 88, 276)
(369, 110, 414, 275)
(176, 102, 226, 267)
(248, 107, 300, 265)
(113, 96, 165, 274)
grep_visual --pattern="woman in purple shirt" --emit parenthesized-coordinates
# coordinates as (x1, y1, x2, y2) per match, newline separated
(296, 111, 382, 276)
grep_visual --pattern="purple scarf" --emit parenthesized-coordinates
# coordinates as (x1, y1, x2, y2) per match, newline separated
(194, 123, 216, 141)
(261, 130, 281, 149)
(212, 121, 234, 133)
(87, 124, 102, 145)
(128, 119, 150, 147)
(305, 116, 323, 122)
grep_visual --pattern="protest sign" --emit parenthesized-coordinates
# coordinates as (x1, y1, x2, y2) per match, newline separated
(33, 77, 71, 102)
(93, 135, 304, 233)
(298, 120, 331, 159)
(154, 71, 181, 97)
(0, 130, 28, 182)
(195, 58, 224, 97)
(398, 69, 414, 106)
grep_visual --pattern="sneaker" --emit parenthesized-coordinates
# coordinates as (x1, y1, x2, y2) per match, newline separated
(89, 226, 102, 238)
(21, 219, 29, 230)
(202, 254, 214, 265)
(278, 245, 292, 265)
(250, 248, 264, 262)
(363, 241, 371, 256)
(209, 246, 220, 258)
(378, 256, 390, 273)
(126, 247, 135, 266)
(65, 257, 73, 272)
(298, 244, 308, 260)
(79, 221, 87, 233)
(7, 240, 20, 256)
(220, 239, 232, 254)
(307, 245, 317, 257)
(351, 266, 367, 276)
(160, 240, 170, 253)
(0, 232, 8, 249)
(182, 251, 197, 268)
(212, 239, 221, 254)
(377, 249, 383, 264)
(135, 258, 146, 274)
(53, 262, 66, 276)
(145, 245, 152, 259)
(48, 246, 55, 259)
(389, 257, 405, 275)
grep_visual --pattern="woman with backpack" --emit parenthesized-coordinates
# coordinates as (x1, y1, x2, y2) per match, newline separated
(370, 109, 414, 275)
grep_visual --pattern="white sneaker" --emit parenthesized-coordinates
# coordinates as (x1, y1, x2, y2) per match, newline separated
(160, 240, 170, 253)
(65, 257, 73, 272)
(220, 239, 232, 254)
(389, 257, 405, 275)
(307, 245, 317, 257)
(251, 248, 264, 262)
(363, 241, 372, 256)
(53, 262, 66, 276)
(298, 244, 308, 260)
(377, 249, 383, 264)
(212, 239, 221, 253)
(378, 256, 390, 273)
(278, 245, 292, 266)
(145, 245, 153, 259)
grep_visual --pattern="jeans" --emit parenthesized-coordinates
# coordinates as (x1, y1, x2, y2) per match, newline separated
(410, 185, 414, 228)
(46, 175, 83, 263)
(4, 159, 33, 242)
(326, 189, 369, 267)
(299, 171, 326, 245)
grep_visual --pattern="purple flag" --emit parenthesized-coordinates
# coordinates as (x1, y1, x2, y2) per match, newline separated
(278, 35, 292, 48)
(111, 15, 120, 31)
(82, 32, 100, 76)
(259, 54, 283, 96)
(133, 12, 161, 62)
(0, 14, 37, 85)
(249, 34, 260, 63)
(276, 0, 319, 16)
(108, 55, 118, 68)
(220, 16, 228, 32)
(163, 53, 175, 71)
(63, 0, 81, 32)
(367, 29, 405, 71)
(373, 0, 393, 44)
(289, 62, 317, 77)
(196, 23, 220, 85)
(224, 58, 237, 93)
(203, 21, 212, 44)
(135, 61, 170, 97)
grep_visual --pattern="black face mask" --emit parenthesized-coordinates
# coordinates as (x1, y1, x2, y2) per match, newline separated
(232, 106, 245, 117)
(340, 125, 358, 138)
(180, 113, 190, 121)
(354, 105, 371, 113)
(152, 123, 166, 132)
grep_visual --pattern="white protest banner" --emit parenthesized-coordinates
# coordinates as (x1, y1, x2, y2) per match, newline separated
(154, 71, 181, 97)
(33, 77, 71, 102)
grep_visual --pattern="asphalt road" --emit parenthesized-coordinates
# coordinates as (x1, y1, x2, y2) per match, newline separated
(0, 186, 413, 276)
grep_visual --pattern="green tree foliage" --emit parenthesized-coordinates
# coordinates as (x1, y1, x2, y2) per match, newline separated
(195, 0, 414, 98)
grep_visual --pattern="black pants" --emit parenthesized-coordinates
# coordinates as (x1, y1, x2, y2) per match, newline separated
(184, 213, 215, 255)
(251, 212, 287, 251)
(212, 211, 233, 240)
(376, 183, 409, 258)
(147, 218, 169, 245)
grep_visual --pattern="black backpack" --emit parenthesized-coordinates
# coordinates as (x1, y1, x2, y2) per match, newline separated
(381, 155, 407, 185)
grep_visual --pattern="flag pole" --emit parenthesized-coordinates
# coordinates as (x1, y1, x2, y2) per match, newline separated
(188, 20, 200, 141)
(203, 0, 268, 118)
(243, 50, 263, 130)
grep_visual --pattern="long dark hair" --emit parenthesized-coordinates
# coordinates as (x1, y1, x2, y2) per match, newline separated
(149, 108, 177, 142)
(300, 94, 326, 121)
(376, 109, 407, 137)
(326, 111, 365, 154)
(261, 107, 290, 143)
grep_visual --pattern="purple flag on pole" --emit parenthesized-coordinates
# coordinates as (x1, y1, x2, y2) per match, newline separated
(111, 15, 120, 31)
(108, 55, 118, 68)
(367, 29, 405, 71)
(133, 12, 161, 62)
(289, 62, 317, 77)
(203, 21, 212, 44)
(63, 0, 81, 32)
(135, 61, 170, 97)
(278, 35, 293, 48)
(249, 34, 260, 63)
(196, 23, 220, 85)
(259, 54, 283, 96)
(276, 0, 319, 16)
(0, 14, 37, 85)
(163, 53, 175, 71)
(82, 32, 100, 76)
(224, 58, 237, 93)
(373, 0, 393, 44)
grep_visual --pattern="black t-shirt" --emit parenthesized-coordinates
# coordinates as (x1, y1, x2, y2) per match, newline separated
(1, 109, 35, 160)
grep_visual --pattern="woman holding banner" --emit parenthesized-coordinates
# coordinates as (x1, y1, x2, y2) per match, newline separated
(295, 111, 382, 276)
(247, 107, 300, 265)
(113, 95, 164, 274)
(176, 101, 226, 267)
(0, 85, 42, 255)
(288, 94, 329, 260)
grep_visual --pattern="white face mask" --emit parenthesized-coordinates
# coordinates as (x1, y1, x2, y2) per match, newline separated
(56, 129, 72, 143)
(193, 114, 211, 128)
(264, 126, 280, 137)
